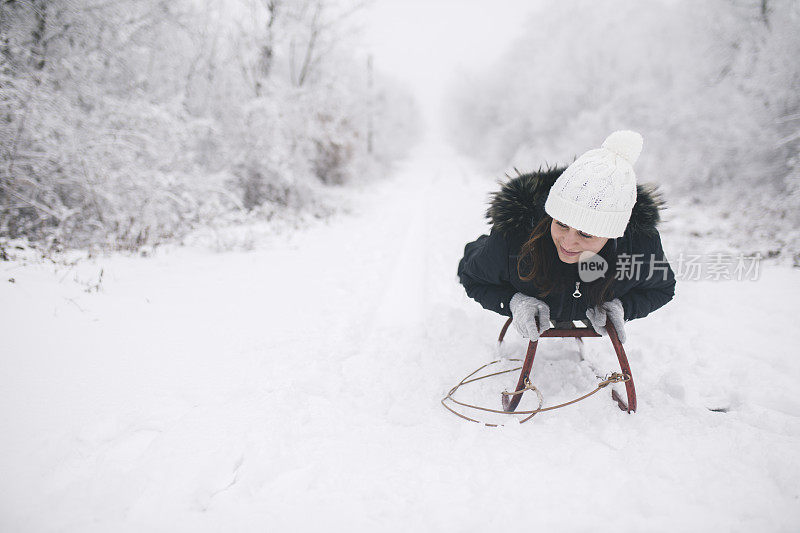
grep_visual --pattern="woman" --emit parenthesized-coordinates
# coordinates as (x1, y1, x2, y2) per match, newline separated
(457, 131, 676, 343)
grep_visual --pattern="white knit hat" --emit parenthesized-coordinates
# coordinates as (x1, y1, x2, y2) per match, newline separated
(544, 130, 643, 239)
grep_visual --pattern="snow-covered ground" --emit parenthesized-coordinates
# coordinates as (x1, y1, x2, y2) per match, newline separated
(2, 144, 800, 532)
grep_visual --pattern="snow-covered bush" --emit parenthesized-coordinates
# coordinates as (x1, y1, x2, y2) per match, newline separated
(0, 0, 420, 252)
(444, 0, 800, 261)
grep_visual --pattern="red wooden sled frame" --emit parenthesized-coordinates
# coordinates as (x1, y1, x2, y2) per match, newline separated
(497, 316, 637, 413)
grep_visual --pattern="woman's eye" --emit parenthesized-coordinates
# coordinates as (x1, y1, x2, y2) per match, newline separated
(579, 232, 592, 239)
(557, 221, 568, 228)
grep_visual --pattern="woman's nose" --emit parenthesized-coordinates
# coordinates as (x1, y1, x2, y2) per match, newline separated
(565, 231, 581, 248)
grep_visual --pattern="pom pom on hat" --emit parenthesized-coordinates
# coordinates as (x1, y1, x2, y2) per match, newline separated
(601, 130, 643, 165)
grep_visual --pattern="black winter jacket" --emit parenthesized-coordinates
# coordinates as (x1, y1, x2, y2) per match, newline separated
(457, 168, 677, 322)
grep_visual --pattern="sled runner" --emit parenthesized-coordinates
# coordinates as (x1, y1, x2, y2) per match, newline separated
(497, 316, 636, 413)
(441, 317, 636, 425)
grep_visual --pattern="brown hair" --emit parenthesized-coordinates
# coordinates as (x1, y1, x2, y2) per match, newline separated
(516, 215, 617, 307)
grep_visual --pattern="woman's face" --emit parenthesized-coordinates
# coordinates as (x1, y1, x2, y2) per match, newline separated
(550, 219, 609, 264)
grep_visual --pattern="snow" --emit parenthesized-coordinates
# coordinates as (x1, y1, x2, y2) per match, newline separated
(2, 143, 800, 531)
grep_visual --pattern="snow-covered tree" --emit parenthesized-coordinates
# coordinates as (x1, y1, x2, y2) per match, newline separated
(0, 0, 419, 250)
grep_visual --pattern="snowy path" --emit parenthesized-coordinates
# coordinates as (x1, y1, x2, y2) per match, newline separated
(2, 145, 800, 532)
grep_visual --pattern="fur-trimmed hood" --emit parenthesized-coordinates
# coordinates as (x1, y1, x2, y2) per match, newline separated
(485, 166, 666, 238)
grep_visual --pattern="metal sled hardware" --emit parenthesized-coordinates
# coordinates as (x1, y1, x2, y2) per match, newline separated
(442, 318, 636, 426)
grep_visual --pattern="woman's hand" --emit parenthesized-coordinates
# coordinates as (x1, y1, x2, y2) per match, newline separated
(509, 293, 552, 341)
(586, 298, 627, 343)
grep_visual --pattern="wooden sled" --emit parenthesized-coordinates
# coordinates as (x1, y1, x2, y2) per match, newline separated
(497, 317, 637, 413)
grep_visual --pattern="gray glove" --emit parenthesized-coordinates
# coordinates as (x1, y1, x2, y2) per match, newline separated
(586, 298, 627, 343)
(509, 292, 551, 341)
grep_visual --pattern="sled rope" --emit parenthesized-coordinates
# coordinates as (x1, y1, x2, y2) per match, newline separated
(441, 358, 630, 426)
